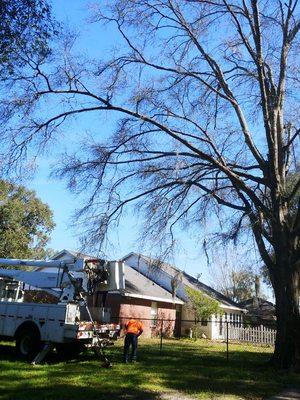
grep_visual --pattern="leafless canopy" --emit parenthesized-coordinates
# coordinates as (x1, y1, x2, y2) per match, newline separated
(1, 0, 299, 266)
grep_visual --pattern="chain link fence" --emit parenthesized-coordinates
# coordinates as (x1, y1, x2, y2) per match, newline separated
(110, 316, 276, 361)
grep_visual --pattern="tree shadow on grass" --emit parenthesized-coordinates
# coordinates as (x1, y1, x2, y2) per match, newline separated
(132, 344, 300, 400)
(0, 351, 157, 400)
(105, 342, 299, 400)
(0, 343, 17, 362)
(0, 342, 113, 365)
(1, 385, 161, 400)
(1, 341, 299, 400)
(0, 343, 162, 400)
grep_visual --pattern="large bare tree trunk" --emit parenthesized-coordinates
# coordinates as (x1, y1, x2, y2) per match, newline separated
(272, 258, 300, 369)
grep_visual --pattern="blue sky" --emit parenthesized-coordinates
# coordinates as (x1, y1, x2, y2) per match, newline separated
(26, 0, 271, 297)
(27, 0, 210, 277)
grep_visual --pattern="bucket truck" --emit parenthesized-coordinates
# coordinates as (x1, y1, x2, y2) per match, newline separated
(0, 256, 125, 367)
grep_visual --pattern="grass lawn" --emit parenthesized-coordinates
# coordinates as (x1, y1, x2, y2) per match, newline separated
(0, 338, 299, 400)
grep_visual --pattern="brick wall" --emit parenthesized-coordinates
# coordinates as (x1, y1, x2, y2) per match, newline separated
(101, 293, 177, 338)
(153, 303, 177, 337)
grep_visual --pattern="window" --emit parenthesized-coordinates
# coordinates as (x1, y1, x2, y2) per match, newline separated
(201, 318, 208, 326)
(150, 301, 158, 327)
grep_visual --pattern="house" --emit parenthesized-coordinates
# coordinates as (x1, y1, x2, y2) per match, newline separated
(239, 297, 276, 326)
(122, 253, 245, 340)
(35, 249, 245, 339)
(48, 250, 184, 338)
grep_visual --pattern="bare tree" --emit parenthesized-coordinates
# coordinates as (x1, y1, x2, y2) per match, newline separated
(0, 0, 299, 369)
(209, 250, 257, 302)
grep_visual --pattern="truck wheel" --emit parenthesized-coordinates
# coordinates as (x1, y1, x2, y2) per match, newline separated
(16, 327, 41, 361)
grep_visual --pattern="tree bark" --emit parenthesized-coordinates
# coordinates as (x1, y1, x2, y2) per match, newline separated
(271, 264, 300, 370)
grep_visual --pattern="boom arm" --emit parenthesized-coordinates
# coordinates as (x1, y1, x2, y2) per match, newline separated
(0, 258, 85, 271)
(0, 257, 125, 302)
(0, 269, 67, 289)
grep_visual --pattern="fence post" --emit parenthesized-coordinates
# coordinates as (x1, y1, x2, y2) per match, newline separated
(226, 321, 229, 362)
(160, 318, 164, 354)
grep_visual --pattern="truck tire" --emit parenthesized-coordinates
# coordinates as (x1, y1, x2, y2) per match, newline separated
(16, 327, 41, 361)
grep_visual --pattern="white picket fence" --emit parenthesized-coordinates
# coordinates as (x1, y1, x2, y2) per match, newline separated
(226, 324, 276, 346)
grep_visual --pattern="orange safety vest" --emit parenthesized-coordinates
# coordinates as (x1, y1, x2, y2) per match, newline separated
(125, 319, 143, 335)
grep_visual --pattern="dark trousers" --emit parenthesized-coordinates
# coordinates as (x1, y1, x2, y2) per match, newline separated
(123, 333, 138, 361)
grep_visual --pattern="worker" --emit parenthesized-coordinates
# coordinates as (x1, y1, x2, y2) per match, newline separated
(123, 318, 143, 363)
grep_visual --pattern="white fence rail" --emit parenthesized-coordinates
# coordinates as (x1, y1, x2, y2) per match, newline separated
(226, 325, 276, 346)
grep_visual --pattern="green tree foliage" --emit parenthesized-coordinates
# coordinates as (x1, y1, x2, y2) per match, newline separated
(0, 180, 55, 260)
(0, 0, 56, 79)
(209, 249, 259, 302)
(221, 269, 255, 303)
(214, 266, 256, 302)
(186, 287, 222, 321)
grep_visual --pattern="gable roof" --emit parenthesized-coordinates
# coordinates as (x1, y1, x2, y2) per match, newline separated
(51, 249, 92, 261)
(122, 252, 244, 310)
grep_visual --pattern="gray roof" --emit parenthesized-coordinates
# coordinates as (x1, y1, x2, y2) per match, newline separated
(123, 252, 244, 309)
(124, 264, 182, 303)
(52, 249, 93, 260)
(239, 297, 276, 321)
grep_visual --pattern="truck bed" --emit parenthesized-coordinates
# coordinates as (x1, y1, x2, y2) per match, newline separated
(0, 301, 120, 343)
